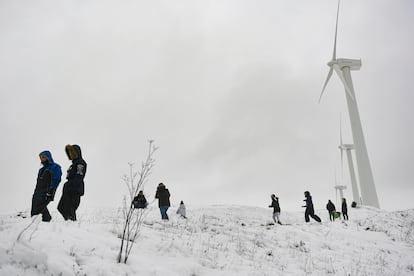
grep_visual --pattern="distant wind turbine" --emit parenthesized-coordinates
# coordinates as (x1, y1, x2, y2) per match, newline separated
(319, 0, 380, 208)
(338, 118, 360, 205)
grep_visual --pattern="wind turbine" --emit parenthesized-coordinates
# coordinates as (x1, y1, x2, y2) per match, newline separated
(338, 118, 360, 205)
(319, 0, 380, 208)
(333, 167, 347, 206)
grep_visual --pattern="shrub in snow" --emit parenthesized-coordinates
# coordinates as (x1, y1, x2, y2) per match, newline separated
(117, 140, 157, 263)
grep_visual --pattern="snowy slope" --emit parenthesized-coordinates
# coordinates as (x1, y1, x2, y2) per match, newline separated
(1, 205, 413, 276)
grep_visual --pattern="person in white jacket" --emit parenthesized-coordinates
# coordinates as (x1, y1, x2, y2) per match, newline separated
(176, 201, 187, 219)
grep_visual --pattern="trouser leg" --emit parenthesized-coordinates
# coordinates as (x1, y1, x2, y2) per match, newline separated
(31, 196, 51, 222)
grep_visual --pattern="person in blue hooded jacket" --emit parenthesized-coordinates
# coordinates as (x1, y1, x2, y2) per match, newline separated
(58, 144, 87, 221)
(31, 150, 62, 222)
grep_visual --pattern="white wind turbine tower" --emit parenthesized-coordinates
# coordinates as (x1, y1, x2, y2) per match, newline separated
(338, 118, 360, 205)
(319, 0, 380, 208)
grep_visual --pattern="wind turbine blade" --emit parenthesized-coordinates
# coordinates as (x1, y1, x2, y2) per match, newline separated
(319, 67, 334, 103)
(333, 64, 355, 101)
(332, 0, 340, 60)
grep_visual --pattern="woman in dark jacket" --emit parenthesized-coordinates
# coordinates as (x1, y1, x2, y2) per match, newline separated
(155, 183, 170, 220)
(58, 144, 87, 221)
(303, 191, 322, 223)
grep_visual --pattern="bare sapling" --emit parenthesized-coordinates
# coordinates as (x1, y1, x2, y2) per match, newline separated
(117, 140, 157, 263)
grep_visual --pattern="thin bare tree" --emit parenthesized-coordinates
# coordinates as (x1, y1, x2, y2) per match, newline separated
(117, 140, 157, 263)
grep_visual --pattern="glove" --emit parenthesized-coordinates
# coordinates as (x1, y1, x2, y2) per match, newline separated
(46, 189, 55, 201)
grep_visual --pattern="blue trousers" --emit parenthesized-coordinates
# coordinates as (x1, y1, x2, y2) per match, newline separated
(159, 206, 169, 220)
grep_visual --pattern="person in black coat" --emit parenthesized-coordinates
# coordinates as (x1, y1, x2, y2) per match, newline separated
(342, 198, 349, 220)
(155, 183, 170, 220)
(132, 190, 148, 209)
(268, 194, 282, 225)
(302, 191, 322, 223)
(31, 151, 62, 222)
(58, 144, 87, 221)
(326, 200, 336, 221)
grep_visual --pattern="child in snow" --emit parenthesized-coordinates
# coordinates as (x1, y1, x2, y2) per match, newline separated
(176, 201, 187, 219)
(269, 194, 282, 225)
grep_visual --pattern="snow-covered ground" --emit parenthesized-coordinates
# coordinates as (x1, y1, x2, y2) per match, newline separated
(1, 205, 413, 276)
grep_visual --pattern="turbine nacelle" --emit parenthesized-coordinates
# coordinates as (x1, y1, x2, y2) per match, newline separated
(339, 144, 354, 151)
(328, 58, 362, 71)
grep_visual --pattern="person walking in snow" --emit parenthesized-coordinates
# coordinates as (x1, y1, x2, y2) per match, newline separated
(302, 191, 322, 223)
(269, 194, 282, 225)
(31, 151, 62, 222)
(132, 190, 148, 209)
(176, 200, 187, 219)
(326, 200, 336, 221)
(342, 198, 349, 220)
(155, 183, 170, 220)
(57, 144, 87, 221)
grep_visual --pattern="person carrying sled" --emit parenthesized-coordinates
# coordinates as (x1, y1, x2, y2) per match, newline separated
(326, 200, 336, 221)
(31, 151, 62, 222)
(58, 144, 87, 221)
(342, 198, 349, 220)
(302, 191, 322, 223)
(155, 183, 170, 220)
(132, 190, 148, 209)
(176, 200, 187, 219)
(269, 194, 282, 225)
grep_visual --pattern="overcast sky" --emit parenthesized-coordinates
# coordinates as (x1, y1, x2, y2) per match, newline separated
(1, 0, 413, 214)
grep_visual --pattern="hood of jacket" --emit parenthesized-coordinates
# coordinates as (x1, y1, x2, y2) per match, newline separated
(65, 144, 83, 160)
(39, 150, 55, 165)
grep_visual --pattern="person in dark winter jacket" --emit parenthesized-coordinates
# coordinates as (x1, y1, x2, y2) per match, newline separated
(268, 194, 282, 225)
(132, 190, 148, 209)
(57, 144, 87, 221)
(155, 183, 170, 220)
(302, 191, 322, 223)
(342, 198, 349, 220)
(326, 200, 336, 221)
(31, 151, 62, 222)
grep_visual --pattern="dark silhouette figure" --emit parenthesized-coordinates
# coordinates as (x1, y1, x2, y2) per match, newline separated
(342, 198, 349, 220)
(326, 200, 336, 221)
(155, 183, 170, 220)
(303, 191, 321, 223)
(132, 190, 148, 209)
(268, 194, 282, 224)
(58, 144, 87, 221)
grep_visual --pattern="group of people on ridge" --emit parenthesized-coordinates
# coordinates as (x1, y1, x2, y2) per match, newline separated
(32, 145, 87, 222)
(33, 147, 349, 224)
(326, 198, 349, 221)
(268, 191, 350, 224)
(132, 183, 187, 220)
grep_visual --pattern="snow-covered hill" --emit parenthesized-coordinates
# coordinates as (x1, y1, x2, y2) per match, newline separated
(1, 205, 413, 275)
